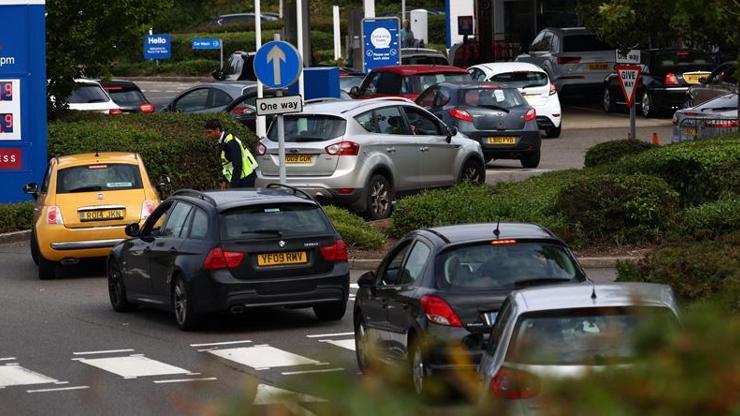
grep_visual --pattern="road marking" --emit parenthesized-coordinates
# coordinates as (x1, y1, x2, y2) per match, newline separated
(253, 384, 325, 405)
(0, 357, 16, 361)
(281, 368, 344, 375)
(318, 339, 356, 351)
(190, 340, 252, 347)
(72, 349, 135, 356)
(73, 355, 191, 379)
(153, 377, 218, 384)
(306, 332, 354, 338)
(0, 364, 59, 387)
(26, 386, 90, 393)
(350, 283, 359, 289)
(208, 345, 324, 370)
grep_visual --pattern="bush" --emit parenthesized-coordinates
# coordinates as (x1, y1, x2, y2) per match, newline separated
(555, 174, 679, 244)
(0, 202, 34, 234)
(674, 195, 740, 240)
(584, 139, 657, 168)
(323, 206, 385, 250)
(616, 231, 740, 312)
(112, 59, 220, 77)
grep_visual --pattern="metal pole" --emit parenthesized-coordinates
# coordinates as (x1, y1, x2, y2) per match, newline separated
(219, 40, 223, 72)
(402, 0, 405, 23)
(333, 5, 341, 60)
(296, 0, 305, 98)
(279, 0, 283, 19)
(629, 102, 636, 142)
(273, 33, 286, 185)
(255, 0, 266, 138)
(364, 0, 375, 18)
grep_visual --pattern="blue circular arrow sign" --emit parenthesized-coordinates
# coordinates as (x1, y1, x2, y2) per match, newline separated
(253, 41, 303, 89)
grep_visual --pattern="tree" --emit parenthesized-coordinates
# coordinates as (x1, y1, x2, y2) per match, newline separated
(46, 0, 171, 112)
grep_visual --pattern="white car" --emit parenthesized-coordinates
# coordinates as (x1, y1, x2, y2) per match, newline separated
(66, 79, 121, 114)
(468, 62, 562, 137)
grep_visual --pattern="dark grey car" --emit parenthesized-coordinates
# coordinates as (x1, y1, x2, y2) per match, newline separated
(686, 62, 737, 107)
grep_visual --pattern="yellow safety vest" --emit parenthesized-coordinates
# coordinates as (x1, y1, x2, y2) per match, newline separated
(220, 133, 258, 181)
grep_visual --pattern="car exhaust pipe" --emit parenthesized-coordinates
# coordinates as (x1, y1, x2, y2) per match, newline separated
(230, 305, 245, 314)
(60, 257, 80, 265)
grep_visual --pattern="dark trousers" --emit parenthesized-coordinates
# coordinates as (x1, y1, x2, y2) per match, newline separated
(231, 173, 256, 188)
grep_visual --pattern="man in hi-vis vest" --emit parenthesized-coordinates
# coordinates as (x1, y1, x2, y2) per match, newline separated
(204, 119, 259, 188)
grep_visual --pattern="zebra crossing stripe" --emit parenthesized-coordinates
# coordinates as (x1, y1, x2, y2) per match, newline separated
(318, 339, 356, 351)
(73, 355, 192, 379)
(0, 364, 59, 388)
(207, 345, 325, 370)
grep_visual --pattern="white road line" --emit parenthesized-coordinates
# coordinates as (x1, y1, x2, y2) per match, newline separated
(350, 283, 359, 289)
(189, 340, 252, 347)
(281, 368, 344, 375)
(207, 345, 324, 370)
(26, 386, 90, 393)
(153, 377, 217, 384)
(0, 365, 59, 388)
(0, 357, 16, 361)
(253, 384, 325, 405)
(74, 355, 191, 379)
(306, 332, 354, 338)
(318, 339, 356, 351)
(73, 349, 135, 356)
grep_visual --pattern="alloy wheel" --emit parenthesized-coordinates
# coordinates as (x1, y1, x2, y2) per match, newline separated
(174, 281, 187, 325)
(462, 163, 482, 184)
(108, 267, 123, 306)
(602, 88, 612, 112)
(370, 181, 390, 217)
(412, 345, 425, 395)
(641, 92, 651, 117)
(355, 321, 369, 371)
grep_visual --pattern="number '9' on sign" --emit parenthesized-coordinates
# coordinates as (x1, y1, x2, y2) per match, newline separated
(0, 82, 12, 101)
(0, 114, 13, 133)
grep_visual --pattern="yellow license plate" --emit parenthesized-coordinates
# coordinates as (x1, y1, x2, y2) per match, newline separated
(487, 137, 517, 145)
(285, 154, 314, 164)
(257, 251, 308, 266)
(80, 209, 125, 222)
(588, 63, 610, 70)
(683, 127, 698, 137)
(683, 73, 708, 85)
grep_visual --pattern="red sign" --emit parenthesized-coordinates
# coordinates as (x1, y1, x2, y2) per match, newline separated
(616, 64, 642, 108)
(0, 148, 22, 169)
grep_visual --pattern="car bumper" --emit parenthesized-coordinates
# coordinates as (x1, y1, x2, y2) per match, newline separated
(463, 130, 541, 160)
(255, 175, 366, 209)
(36, 224, 131, 261)
(649, 87, 690, 112)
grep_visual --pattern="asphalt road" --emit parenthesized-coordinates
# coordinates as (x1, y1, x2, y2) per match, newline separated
(0, 239, 616, 415)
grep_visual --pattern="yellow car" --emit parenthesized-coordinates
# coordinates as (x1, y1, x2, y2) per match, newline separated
(23, 152, 161, 279)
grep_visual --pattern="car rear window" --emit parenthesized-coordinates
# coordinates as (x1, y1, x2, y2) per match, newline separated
(655, 51, 712, 67)
(489, 71, 548, 88)
(56, 163, 143, 193)
(107, 89, 146, 106)
(220, 203, 333, 240)
(459, 87, 526, 109)
(68, 85, 110, 104)
(438, 241, 582, 289)
(562, 34, 612, 52)
(267, 115, 347, 143)
(415, 73, 472, 92)
(506, 307, 677, 365)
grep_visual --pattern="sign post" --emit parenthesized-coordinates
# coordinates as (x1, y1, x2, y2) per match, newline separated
(361, 17, 400, 74)
(192, 38, 223, 71)
(253, 40, 303, 185)
(616, 64, 642, 141)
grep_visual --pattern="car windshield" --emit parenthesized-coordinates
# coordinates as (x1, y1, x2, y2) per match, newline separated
(438, 241, 582, 289)
(68, 85, 110, 104)
(221, 203, 333, 240)
(562, 34, 612, 52)
(415, 73, 472, 92)
(489, 71, 548, 88)
(460, 87, 526, 109)
(506, 307, 677, 365)
(57, 163, 143, 193)
(267, 115, 347, 142)
(107, 89, 146, 106)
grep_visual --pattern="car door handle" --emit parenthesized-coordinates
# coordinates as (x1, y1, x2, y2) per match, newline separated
(385, 147, 396, 153)
(419, 146, 429, 152)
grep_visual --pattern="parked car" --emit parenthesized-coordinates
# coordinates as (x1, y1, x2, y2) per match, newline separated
(672, 93, 738, 143)
(107, 186, 350, 330)
(213, 51, 257, 81)
(65, 79, 122, 115)
(101, 80, 154, 114)
(207, 12, 280, 27)
(685, 61, 737, 107)
(340, 75, 365, 94)
(350, 65, 472, 101)
(254, 98, 485, 219)
(516, 27, 615, 96)
(478, 283, 679, 410)
(603, 49, 714, 117)
(23, 152, 162, 279)
(468, 62, 562, 137)
(401, 48, 449, 65)
(416, 82, 541, 168)
(353, 223, 589, 395)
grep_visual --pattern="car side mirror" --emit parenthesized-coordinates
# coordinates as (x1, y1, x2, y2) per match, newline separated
(446, 126, 458, 142)
(349, 86, 360, 97)
(157, 175, 171, 191)
(357, 271, 376, 288)
(23, 182, 39, 196)
(125, 222, 140, 238)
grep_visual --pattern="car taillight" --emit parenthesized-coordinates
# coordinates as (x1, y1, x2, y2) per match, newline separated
(109, 108, 122, 115)
(420, 295, 463, 327)
(320, 240, 348, 262)
(231, 106, 247, 116)
(256, 142, 267, 156)
(549, 82, 557, 96)
(490, 367, 541, 400)
(325, 141, 360, 156)
(704, 119, 738, 128)
(47, 206, 64, 225)
(449, 108, 473, 122)
(203, 247, 244, 270)
(557, 56, 581, 64)
(139, 103, 154, 113)
(664, 72, 680, 86)
(524, 108, 536, 122)
(140, 200, 157, 220)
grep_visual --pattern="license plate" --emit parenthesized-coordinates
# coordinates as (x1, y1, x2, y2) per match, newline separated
(683, 127, 698, 137)
(682, 73, 708, 85)
(285, 154, 314, 164)
(80, 209, 125, 222)
(487, 137, 517, 145)
(257, 251, 308, 266)
(588, 63, 610, 70)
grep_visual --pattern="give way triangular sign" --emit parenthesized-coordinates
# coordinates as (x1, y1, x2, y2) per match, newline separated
(616, 64, 642, 108)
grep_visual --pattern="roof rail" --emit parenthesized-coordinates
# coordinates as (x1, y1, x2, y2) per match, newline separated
(265, 183, 315, 202)
(304, 97, 343, 104)
(171, 189, 217, 206)
(340, 96, 416, 114)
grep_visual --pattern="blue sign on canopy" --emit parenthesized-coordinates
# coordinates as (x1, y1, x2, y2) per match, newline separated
(144, 34, 171, 60)
(362, 17, 400, 74)
(192, 38, 221, 50)
(253, 41, 303, 89)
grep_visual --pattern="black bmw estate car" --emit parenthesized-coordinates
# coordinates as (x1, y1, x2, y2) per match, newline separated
(107, 186, 350, 330)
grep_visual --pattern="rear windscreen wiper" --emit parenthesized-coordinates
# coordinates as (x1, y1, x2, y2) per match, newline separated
(513, 277, 572, 287)
(66, 185, 102, 193)
(242, 229, 283, 237)
(480, 105, 510, 113)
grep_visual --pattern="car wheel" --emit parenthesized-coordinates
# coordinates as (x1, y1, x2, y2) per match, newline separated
(30, 231, 39, 265)
(173, 277, 200, 331)
(354, 316, 371, 373)
(108, 262, 135, 312)
(37, 254, 56, 280)
(520, 149, 541, 169)
(459, 159, 485, 185)
(365, 174, 393, 220)
(314, 300, 347, 321)
(602, 85, 616, 113)
(641, 91, 655, 118)
(545, 124, 561, 138)
(410, 342, 430, 396)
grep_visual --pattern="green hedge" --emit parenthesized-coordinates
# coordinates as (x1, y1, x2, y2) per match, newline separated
(674, 195, 740, 240)
(112, 59, 219, 77)
(0, 202, 34, 234)
(584, 139, 657, 168)
(555, 174, 679, 244)
(323, 206, 385, 250)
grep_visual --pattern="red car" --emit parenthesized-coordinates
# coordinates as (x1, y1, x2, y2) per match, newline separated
(350, 65, 471, 100)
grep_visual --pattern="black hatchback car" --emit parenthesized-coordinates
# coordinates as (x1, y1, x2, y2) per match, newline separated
(416, 82, 541, 168)
(107, 186, 350, 330)
(353, 223, 588, 395)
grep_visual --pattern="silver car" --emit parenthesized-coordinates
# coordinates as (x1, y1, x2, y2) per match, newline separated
(516, 27, 615, 96)
(477, 283, 679, 414)
(254, 98, 485, 219)
(672, 93, 738, 143)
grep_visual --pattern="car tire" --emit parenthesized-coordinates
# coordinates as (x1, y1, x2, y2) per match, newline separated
(409, 340, 432, 397)
(354, 316, 371, 373)
(458, 158, 485, 185)
(641, 91, 656, 118)
(545, 124, 561, 138)
(173, 277, 201, 331)
(30, 231, 40, 266)
(520, 149, 541, 169)
(365, 174, 393, 220)
(314, 300, 347, 321)
(108, 262, 135, 312)
(37, 255, 56, 280)
(602, 85, 616, 113)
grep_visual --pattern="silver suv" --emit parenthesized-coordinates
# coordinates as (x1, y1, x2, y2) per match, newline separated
(254, 98, 485, 219)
